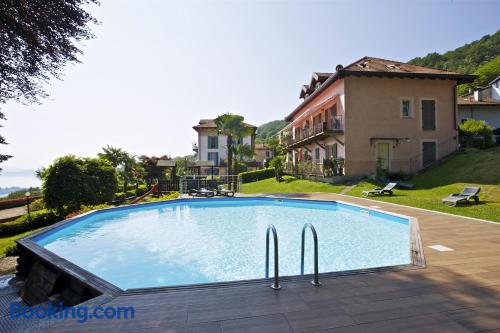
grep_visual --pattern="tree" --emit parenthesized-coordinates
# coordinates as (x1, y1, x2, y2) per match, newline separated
(39, 155, 117, 214)
(98, 146, 138, 192)
(0, 0, 99, 106)
(138, 155, 170, 187)
(0, 112, 12, 172)
(232, 144, 254, 174)
(0, 1, 98, 171)
(457, 56, 500, 95)
(214, 114, 252, 189)
(269, 156, 285, 182)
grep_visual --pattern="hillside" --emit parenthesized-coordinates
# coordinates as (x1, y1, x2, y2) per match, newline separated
(349, 147, 500, 222)
(255, 120, 288, 142)
(409, 30, 500, 95)
(409, 30, 499, 74)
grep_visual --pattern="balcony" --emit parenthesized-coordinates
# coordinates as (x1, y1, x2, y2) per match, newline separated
(285, 116, 343, 149)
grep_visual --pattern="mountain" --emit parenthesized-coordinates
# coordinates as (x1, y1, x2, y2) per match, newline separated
(409, 30, 500, 95)
(255, 120, 289, 142)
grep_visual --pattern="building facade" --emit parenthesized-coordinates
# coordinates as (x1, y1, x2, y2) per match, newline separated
(280, 57, 474, 177)
(458, 76, 500, 129)
(254, 143, 274, 167)
(192, 119, 257, 175)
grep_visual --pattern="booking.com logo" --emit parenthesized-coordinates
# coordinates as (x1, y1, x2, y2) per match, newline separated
(10, 302, 135, 324)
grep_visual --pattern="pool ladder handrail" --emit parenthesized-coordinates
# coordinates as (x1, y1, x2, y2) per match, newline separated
(301, 223, 321, 286)
(265, 224, 281, 290)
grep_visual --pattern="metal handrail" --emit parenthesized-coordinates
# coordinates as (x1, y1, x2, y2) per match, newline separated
(301, 223, 321, 286)
(265, 224, 281, 290)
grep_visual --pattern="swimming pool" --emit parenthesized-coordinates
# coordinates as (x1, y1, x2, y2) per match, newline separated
(28, 198, 418, 290)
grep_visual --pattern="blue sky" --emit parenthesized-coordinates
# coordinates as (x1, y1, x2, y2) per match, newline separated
(1, 0, 499, 187)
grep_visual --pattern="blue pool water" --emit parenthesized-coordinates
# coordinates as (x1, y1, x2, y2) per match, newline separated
(34, 198, 410, 289)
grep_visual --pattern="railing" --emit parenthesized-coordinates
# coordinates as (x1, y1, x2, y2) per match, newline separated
(265, 224, 281, 290)
(285, 116, 344, 147)
(180, 175, 241, 193)
(301, 223, 321, 286)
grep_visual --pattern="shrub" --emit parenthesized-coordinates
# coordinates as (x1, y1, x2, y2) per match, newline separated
(39, 155, 118, 213)
(125, 190, 136, 197)
(239, 168, 275, 183)
(65, 203, 112, 219)
(459, 119, 494, 149)
(0, 210, 63, 237)
(29, 198, 45, 212)
(143, 192, 180, 202)
(269, 156, 284, 182)
(114, 192, 126, 202)
(136, 184, 148, 196)
(5, 244, 19, 257)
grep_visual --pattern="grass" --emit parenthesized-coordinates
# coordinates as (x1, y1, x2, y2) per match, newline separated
(347, 147, 500, 222)
(0, 228, 44, 257)
(241, 175, 346, 194)
(240, 147, 500, 222)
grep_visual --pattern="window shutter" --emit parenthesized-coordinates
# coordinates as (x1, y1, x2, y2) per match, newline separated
(422, 100, 436, 131)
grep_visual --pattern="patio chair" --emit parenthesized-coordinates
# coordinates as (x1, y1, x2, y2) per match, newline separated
(362, 183, 398, 196)
(208, 180, 235, 197)
(442, 187, 481, 206)
(195, 188, 215, 197)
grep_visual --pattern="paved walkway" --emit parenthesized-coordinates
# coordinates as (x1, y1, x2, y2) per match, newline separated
(0, 206, 26, 221)
(2, 193, 500, 332)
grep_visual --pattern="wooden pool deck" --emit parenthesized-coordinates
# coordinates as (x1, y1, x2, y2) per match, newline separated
(7, 193, 500, 332)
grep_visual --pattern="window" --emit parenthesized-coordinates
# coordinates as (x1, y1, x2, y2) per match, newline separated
(332, 144, 338, 158)
(208, 136, 218, 149)
(421, 99, 436, 131)
(265, 151, 270, 158)
(315, 148, 320, 161)
(237, 137, 243, 145)
(401, 99, 412, 118)
(207, 152, 219, 165)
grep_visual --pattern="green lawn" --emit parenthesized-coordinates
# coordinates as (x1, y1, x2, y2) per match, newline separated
(0, 228, 43, 257)
(240, 147, 500, 222)
(241, 175, 346, 194)
(347, 147, 500, 222)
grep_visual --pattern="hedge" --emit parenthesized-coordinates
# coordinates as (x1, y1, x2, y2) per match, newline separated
(239, 168, 275, 183)
(0, 195, 42, 210)
(0, 209, 63, 237)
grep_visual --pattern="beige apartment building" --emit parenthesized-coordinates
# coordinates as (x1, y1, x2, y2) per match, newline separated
(280, 57, 474, 177)
(192, 119, 258, 175)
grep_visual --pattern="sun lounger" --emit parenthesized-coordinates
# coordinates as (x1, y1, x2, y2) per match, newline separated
(442, 187, 481, 206)
(362, 183, 397, 196)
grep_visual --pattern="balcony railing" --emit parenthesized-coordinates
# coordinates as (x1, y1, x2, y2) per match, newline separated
(284, 116, 343, 147)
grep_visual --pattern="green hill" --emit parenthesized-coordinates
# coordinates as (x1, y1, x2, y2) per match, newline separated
(349, 147, 500, 222)
(256, 120, 288, 142)
(409, 30, 500, 95)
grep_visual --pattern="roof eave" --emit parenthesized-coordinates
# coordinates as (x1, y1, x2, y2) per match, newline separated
(285, 71, 476, 122)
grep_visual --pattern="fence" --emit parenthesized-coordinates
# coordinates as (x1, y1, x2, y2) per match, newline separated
(179, 175, 241, 194)
(284, 137, 459, 177)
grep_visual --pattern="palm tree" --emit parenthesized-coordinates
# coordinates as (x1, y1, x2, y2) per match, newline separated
(232, 143, 254, 175)
(214, 114, 252, 190)
(99, 145, 137, 192)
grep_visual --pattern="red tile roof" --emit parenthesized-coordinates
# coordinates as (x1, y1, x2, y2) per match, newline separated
(193, 119, 257, 130)
(287, 56, 475, 121)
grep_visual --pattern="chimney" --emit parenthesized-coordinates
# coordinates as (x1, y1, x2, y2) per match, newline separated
(473, 89, 482, 102)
